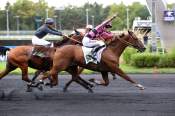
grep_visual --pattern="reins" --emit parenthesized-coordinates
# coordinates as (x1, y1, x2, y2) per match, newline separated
(114, 34, 136, 47)
(66, 33, 136, 48)
(66, 35, 82, 44)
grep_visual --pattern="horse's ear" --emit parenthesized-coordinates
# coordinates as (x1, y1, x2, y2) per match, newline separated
(74, 29, 80, 35)
(119, 33, 125, 38)
(128, 30, 132, 35)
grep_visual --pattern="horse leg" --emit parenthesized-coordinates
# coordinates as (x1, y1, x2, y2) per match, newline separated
(18, 64, 34, 92)
(63, 66, 93, 93)
(37, 71, 51, 84)
(77, 67, 94, 87)
(19, 64, 32, 84)
(77, 67, 84, 75)
(63, 79, 73, 92)
(75, 78, 93, 93)
(30, 70, 50, 91)
(0, 62, 17, 79)
(111, 72, 117, 80)
(63, 76, 94, 93)
(89, 72, 109, 86)
(31, 70, 42, 82)
(49, 65, 60, 86)
(111, 64, 119, 80)
(63, 66, 79, 92)
(78, 76, 94, 88)
(114, 67, 144, 90)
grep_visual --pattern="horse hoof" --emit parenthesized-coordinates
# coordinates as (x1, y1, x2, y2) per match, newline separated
(88, 89, 94, 93)
(88, 83, 95, 88)
(139, 86, 145, 90)
(113, 76, 117, 80)
(88, 78, 95, 82)
(37, 85, 43, 91)
(26, 87, 32, 92)
(63, 88, 68, 93)
(134, 84, 145, 90)
(44, 82, 51, 86)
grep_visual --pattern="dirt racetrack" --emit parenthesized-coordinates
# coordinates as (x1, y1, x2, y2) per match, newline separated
(0, 74, 175, 116)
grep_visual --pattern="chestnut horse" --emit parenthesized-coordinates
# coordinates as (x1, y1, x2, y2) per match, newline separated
(0, 35, 97, 92)
(0, 36, 83, 87)
(31, 31, 116, 83)
(46, 31, 146, 91)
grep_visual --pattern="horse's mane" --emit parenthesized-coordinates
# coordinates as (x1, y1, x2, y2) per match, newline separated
(54, 36, 70, 47)
(107, 33, 125, 47)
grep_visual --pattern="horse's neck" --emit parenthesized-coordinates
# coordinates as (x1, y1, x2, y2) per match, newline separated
(109, 38, 128, 57)
(54, 37, 71, 47)
(54, 35, 83, 47)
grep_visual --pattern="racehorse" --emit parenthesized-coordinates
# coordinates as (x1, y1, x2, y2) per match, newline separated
(30, 30, 117, 90)
(0, 34, 98, 92)
(0, 36, 85, 89)
(45, 30, 146, 91)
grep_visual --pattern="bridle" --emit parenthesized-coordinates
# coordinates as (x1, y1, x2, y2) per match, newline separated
(66, 35, 82, 44)
(114, 33, 137, 47)
(67, 32, 137, 48)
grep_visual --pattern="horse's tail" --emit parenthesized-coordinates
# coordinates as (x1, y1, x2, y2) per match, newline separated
(0, 46, 10, 57)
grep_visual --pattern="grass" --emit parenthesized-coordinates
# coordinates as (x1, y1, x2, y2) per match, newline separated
(1, 61, 175, 74)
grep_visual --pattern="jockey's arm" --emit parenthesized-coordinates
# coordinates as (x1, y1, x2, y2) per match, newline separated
(100, 32, 114, 44)
(45, 27, 63, 36)
(102, 32, 113, 40)
(96, 14, 117, 29)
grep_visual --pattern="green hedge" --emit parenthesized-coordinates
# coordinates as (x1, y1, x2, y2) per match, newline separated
(158, 54, 175, 67)
(123, 48, 137, 64)
(130, 53, 175, 68)
(130, 53, 160, 67)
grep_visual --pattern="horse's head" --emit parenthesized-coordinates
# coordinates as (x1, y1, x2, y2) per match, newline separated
(115, 31, 146, 52)
(70, 29, 84, 45)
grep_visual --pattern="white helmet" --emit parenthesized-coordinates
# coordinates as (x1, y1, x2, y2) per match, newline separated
(86, 25, 93, 29)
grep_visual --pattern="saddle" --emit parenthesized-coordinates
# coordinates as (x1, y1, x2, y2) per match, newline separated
(32, 45, 56, 58)
(91, 45, 106, 56)
(82, 45, 106, 64)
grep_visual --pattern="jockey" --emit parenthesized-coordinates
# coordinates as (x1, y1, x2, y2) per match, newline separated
(82, 15, 117, 53)
(32, 18, 65, 47)
(70, 24, 93, 36)
(85, 24, 93, 33)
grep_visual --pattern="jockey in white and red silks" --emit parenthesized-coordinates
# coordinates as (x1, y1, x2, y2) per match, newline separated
(82, 14, 117, 49)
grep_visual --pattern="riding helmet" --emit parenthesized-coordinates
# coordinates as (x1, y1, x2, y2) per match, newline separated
(45, 18, 55, 25)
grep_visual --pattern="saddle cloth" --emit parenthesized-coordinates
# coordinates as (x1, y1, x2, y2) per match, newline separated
(32, 46, 55, 58)
(82, 46, 105, 64)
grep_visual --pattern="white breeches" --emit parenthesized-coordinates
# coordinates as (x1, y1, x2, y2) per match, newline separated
(82, 36, 105, 48)
(32, 36, 51, 46)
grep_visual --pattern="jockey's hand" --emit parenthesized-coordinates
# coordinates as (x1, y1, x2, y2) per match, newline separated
(113, 14, 117, 18)
(111, 14, 117, 20)
(63, 34, 69, 39)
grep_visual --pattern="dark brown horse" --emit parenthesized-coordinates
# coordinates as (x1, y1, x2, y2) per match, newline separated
(46, 31, 146, 91)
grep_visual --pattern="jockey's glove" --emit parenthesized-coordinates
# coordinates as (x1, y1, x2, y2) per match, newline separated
(63, 34, 69, 39)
